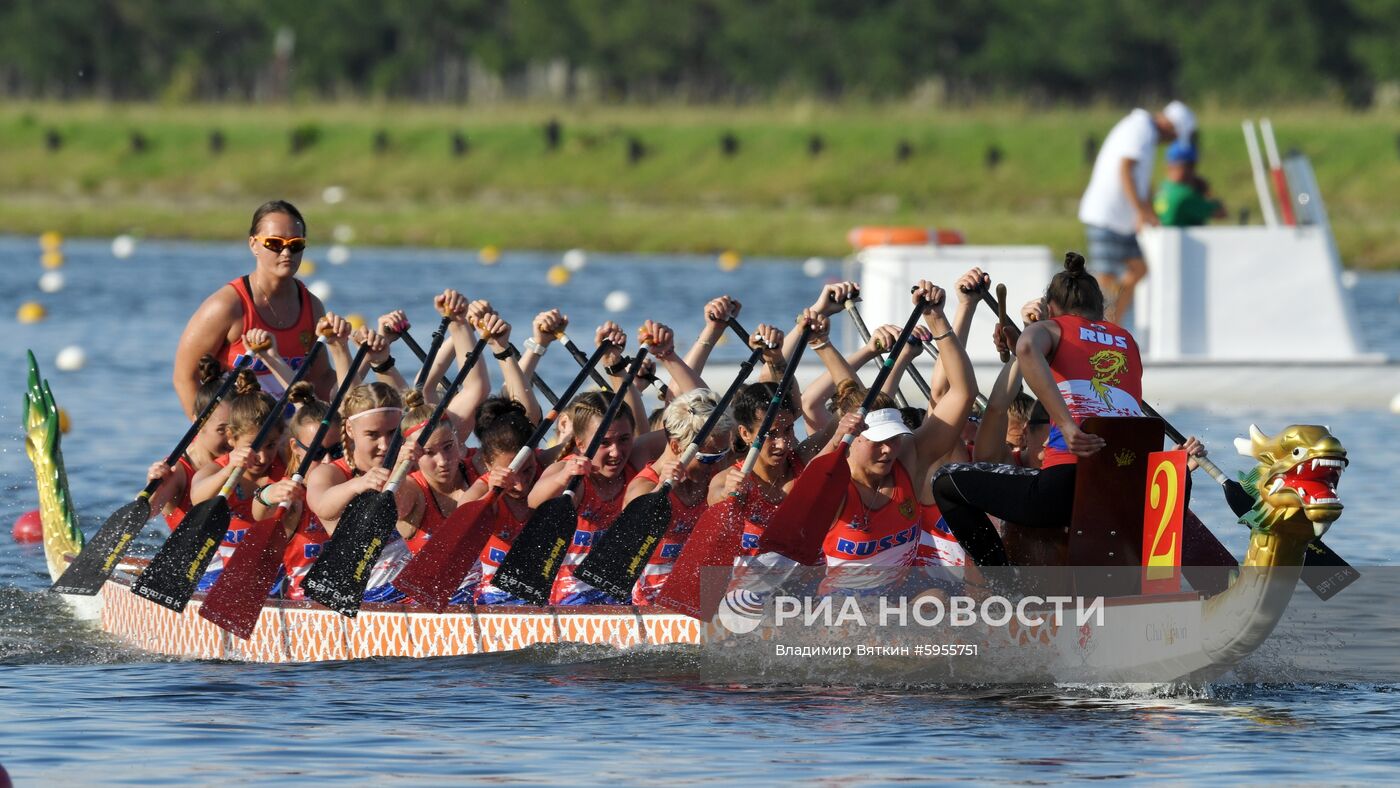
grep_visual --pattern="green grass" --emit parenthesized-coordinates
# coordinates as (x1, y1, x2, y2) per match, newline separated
(2, 101, 1398, 265)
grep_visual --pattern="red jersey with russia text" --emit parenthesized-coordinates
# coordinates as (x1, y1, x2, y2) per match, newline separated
(916, 501, 968, 568)
(734, 453, 805, 560)
(222, 276, 317, 397)
(204, 452, 288, 575)
(549, 457, 636, 605)
(405, 470, 456, 555)
(630, 464, 710, 606)
(1041, 315, 1144, 469)
(820, 461, 922, 593)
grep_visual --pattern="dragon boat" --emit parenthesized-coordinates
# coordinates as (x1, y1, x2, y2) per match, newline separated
(24, 354, 1351, 680)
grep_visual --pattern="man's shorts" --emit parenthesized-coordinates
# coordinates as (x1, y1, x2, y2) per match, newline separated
(1084, 225, 1141, 277)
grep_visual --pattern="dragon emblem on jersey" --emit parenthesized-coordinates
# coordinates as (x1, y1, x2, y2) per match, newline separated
(1234, 424, 1347, 539)
(1087, 349, 1128, 408)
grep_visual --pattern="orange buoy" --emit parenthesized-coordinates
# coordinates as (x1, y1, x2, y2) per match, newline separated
(846, 226, 965, 250)
(12, 509, 42, 543)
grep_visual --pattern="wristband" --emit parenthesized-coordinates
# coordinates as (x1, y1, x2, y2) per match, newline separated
(254, 485, 272, 507)
(697, 338, 715, 348)
(370, 356, 396, 373)
(605, 360, 628, 377)
(523, 338, 548, 357)
(493, 347, 513, 360)
(931, 328, 955, 341)
(809, 340, 831, 351)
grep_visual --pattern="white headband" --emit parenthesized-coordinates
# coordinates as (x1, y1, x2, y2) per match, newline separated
(347, 406, 403, 423)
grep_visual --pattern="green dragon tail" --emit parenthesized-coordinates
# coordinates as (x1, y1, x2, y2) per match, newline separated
(23, 350, 84, 583)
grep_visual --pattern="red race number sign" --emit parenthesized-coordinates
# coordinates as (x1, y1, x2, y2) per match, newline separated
(1142, 450, 1186, 595)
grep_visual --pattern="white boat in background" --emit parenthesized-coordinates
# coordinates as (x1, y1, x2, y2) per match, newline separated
(845, 127, 1400, 409)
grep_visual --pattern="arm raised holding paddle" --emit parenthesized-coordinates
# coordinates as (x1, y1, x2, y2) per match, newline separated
(685, 295, 741, 376)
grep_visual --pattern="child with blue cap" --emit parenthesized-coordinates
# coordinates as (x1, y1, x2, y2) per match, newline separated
(1155, 140, 1226, 226)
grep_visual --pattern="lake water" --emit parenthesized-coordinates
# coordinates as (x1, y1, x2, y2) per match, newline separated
(1, 237, 1398, 784)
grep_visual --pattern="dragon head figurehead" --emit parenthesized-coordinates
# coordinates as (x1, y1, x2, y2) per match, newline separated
(1234, 424, 1347, 539)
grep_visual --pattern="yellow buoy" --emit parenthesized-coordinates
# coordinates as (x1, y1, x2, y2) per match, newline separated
(58, 408, 71, 434)
(41, 250, 64, 269)
(479, 245, 501, 265)
(547, 265, 571, 286)
(300, 260, 318, 276)
(16, 302, 46, 323)
(717, 250, 742, 271)
(39, 231, 62, 250)
(346, 313, 366, 331)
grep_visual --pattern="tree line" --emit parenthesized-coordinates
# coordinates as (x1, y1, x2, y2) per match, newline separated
(3, 0, 1398, 105)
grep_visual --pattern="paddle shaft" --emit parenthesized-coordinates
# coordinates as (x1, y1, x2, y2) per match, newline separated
(843, 295, 927, 444)
(836, 302, 928, 406)
(557, 333, 613, 390)
(391, 321, 452, 396)
(221, 336, 331, 495)
(387, 337, 492, 493)
(737, 324, 813, 481)
(659, 343, 766, 494)
(505, 343, 559, 406)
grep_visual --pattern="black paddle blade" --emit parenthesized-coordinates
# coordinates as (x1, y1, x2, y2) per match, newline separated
(492, 495, 579, 606)
(1301, 539, 1360, 600)
(574, 491, 672, 601)
(51, 497, 152, 595)
(1222, 479, 1257, 519)
(303, 491, 398, 618)
(130, 497, 231, 612)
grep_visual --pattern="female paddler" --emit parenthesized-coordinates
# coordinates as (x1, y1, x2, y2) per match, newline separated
(173, 200, 334, 418)
(931, 253, 1141, 566)
(528, 320, 692, 605)
(144, 355, 234, 531)
(817, 280, 978, 593)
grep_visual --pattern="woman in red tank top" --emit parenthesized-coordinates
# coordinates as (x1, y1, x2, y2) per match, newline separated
(145, 355, 233, 531)
(173, 200, 332, 418)
(932, 253, 1169, 567)
(457, 410, 540, 605)
(186, 372, 290, 589)
(816, 281, 978, 590)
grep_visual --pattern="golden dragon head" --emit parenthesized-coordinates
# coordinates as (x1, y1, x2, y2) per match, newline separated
(1234, 424, 1347, 538)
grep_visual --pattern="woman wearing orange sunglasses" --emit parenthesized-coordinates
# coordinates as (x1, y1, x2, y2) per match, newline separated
(172, 200, 335, 419)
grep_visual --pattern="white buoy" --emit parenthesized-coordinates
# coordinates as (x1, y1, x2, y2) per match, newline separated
(55, 345, 86, 372)
(1391, 392, 1400, 415)
(332, 224, 355, 243)
(326, 244, 351, 265)
(562, 248, 588, 272)
(111, 234, 136, 259)
(38, 271, 65, 293)
(1340, 270, 1358, 289)
(306, 280, 332, 302)
(802, 257, 826, 278)
(604, 290, 631, 313)
(322, 186, 346, 205)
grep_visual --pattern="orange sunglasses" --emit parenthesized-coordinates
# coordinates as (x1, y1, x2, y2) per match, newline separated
(255, 235, 307, 255)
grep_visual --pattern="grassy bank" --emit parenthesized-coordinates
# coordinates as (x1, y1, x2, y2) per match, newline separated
(2, 102, 1398, 266)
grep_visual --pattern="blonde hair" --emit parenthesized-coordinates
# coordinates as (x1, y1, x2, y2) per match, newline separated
(663, 388, 733, 448)
(338, 382, 403, 471)
(287, 380, 331, 433)
(831, 378, 895, 417)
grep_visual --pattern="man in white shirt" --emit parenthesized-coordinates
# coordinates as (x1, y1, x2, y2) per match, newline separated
(1078, 101, 1196, 322)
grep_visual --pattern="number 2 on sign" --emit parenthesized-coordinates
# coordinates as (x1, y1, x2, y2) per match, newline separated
(1141, 450, 1186, 595)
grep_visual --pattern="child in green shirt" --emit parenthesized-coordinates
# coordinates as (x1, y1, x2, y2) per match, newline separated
(1155, 142, 1226, 227)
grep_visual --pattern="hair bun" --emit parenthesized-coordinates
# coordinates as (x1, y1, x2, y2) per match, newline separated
(1064, 251, 1087, 274)
(400, 388, 426, 411)
(233, 368, 262, 396)
(196, 354, 224, 386)
(286, 380, 316, 407)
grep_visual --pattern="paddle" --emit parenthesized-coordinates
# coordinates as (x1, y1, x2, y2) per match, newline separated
(759, 292, 927, 564)
(50, 358, 253, 595)
(657, 324, 813, 617)
(557, 332, 613, 391)
(837, 299, 932, 405)
(995, 284, 1011, 363)
(198, 343, 373, 638)
(397, 319, 560, 406)
(491, 350, 649, 605)
(393, 342, 611, 611)
(387, 317, 451, 395)
(302, 337, 491, 617)
(575, 342, 770, 600)
(975, 289, 1352, 598)
(131, 338, 329, 611)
